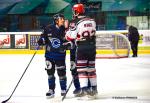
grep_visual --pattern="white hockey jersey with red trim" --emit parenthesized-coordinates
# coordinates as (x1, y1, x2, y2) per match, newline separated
(65, 16, 96, 41)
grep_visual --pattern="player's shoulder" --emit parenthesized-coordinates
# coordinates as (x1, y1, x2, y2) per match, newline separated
(83, 16, 95, 22)
(42, 24, 56, 35)
(77, 16, 95, 25)
(44, 24, 55, 30)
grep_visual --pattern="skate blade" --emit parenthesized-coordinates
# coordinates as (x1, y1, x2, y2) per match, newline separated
(46, 95, 55, 99)
(87, 94, 97, 100)
(77, 94, 98, 100)
(46, 96, 62, 103)
(77, 95, 89, 100)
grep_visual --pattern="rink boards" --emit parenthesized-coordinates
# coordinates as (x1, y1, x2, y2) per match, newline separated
(0, 30, 150, 55)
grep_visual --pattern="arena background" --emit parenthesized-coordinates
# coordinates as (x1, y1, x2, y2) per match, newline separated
(0, 0, 150, 56)
(0, 30, 150, 56)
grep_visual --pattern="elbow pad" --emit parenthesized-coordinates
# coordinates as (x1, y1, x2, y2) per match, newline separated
(65, 30, 77, 41)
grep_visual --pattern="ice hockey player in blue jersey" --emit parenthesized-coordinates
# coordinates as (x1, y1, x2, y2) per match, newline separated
(38, 14, 68, 98)
(70, 43, 81, 96)
(65, 20, 81, 97)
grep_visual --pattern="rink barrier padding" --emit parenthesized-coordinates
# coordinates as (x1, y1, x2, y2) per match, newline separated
(0, 31, 150, 56)
(0, 49, 150, 55)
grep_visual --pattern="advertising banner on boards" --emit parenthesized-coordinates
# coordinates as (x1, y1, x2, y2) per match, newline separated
(0, 35, 11, 49)
(15, 34, 28, 49)
(30, 34, 43, 50)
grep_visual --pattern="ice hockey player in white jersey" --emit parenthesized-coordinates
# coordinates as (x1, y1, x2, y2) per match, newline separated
(66, 3, 98, 98)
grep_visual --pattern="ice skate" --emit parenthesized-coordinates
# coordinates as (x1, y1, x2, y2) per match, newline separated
(73, 89, 81, 97)
(75, 87, 89, 97)
(87, 86, 98, 99)
(61, 90, 66, 96)
(46, 89, 55, 99)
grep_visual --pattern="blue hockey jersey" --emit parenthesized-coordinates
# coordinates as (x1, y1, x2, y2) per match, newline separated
(38, 24, 66, 60)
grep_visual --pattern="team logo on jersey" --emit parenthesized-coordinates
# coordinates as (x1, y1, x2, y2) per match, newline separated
(50, 38, 61, 48)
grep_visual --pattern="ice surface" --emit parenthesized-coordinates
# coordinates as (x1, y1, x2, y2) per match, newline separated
(0, 54, 150, 103)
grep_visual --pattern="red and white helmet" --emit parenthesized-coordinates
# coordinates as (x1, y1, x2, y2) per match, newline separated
(72, 3, 85, 14)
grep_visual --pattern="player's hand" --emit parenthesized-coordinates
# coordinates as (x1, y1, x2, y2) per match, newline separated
(64, 20, 69, 29)
(63, 41, 74, 50)
(38, 37, 46, 46)
(70, 61, 76, 71)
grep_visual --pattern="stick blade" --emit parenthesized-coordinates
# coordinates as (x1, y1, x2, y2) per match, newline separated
(1, 99, 9, 103)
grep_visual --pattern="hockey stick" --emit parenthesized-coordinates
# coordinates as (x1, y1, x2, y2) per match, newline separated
(1, 46, 39, 103)
(62, 79, 73, 101)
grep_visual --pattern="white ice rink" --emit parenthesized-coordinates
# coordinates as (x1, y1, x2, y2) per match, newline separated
(0, 54, 150, 103)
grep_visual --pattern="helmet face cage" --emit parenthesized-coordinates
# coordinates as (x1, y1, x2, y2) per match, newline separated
(72, 4, 85, 15)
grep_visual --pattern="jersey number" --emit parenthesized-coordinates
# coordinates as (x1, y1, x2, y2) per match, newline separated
(81, 30, 96, 38)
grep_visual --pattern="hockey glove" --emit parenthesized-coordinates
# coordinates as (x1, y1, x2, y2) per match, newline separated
(38, 37, 46, 46)
(70, 61, 76, 71)
(63, 41, 74, 50)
